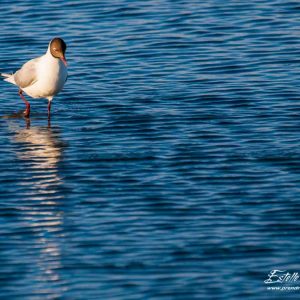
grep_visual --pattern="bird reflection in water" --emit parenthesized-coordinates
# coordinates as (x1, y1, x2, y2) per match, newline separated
(8, 118, 68, 297)
(13, 119, 63, 172)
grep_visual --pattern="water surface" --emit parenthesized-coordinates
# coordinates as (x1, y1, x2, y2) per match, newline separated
(1, 1, 300, 299)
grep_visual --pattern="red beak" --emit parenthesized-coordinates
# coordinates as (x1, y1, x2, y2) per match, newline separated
(61, 56, 67, 66)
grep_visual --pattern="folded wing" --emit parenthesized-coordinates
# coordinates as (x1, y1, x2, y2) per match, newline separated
(13, 58, 40, 88)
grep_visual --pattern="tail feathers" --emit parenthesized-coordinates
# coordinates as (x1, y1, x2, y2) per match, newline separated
(0, 73, 12, 78)
(1, 72, 16, 85)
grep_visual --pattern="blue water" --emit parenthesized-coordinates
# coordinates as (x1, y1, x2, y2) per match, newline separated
(1, 0, 300, 299)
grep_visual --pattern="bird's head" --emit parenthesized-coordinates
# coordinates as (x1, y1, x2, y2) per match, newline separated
(50, 37, 67, 66)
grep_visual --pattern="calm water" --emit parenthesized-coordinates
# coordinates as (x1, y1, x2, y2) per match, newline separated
(0, 0, 300, 299)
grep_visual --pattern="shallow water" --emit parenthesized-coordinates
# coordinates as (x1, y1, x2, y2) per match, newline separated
(1, 0, 300, 299)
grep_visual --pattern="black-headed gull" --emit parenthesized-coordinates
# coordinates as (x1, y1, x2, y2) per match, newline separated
(1, 38, 68, 119)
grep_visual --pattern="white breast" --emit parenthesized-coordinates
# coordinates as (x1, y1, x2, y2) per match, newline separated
(23, 54, 67, 100)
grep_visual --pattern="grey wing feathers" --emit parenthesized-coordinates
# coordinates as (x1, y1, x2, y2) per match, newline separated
(14, 57, 40, 89)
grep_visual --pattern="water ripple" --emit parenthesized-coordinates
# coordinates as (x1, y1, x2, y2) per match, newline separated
(0, 0, 300, 299)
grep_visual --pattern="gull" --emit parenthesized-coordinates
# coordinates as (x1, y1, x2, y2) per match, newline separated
(1, 37, 68, 119)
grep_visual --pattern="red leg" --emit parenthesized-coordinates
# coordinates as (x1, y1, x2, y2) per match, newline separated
(18, 89, 30, 118)
(48, 100, 52, 119)
(25, 118, 30, 129)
